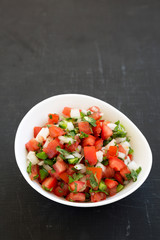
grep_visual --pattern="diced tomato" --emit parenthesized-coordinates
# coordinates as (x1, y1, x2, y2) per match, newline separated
(109, 186, 117, 196)
(105, 179, 118, 189)
(109, 156, 126, 171)
(95, 138, 103, 151)
(54, 183, 69, 197)
(103, 165, 115, 178)
(84, 146, 97, 166)
(69, 181, 86, 192)
(59, 172, 69, 183)
(43, 138, 63, 158)
(66, 193, 86, 202)
(53, 159, 68, 174)
(30, 165, 39, 180)
(107, 146, 118, 158)
(48, 113, 59, 124)
(88, 106, 100, 112)
(78, 121, 92, 135)
(86, 167, 102, 183)
(92, 121, 102, 137)
(34, 127, 42, 138)
(89, 112, 101, 120)
(91, 192, 107, 202)
(42, 177, 57, 191)
(120, 166, 131, 180)
(114, 172, 124, 185)
(65, 135, 80, 152)
(66, 164, 75, 175)
(48, 169, 60, 180)
(49, 125, 65, 138)
(82, 135, 96, 147)
(128, 154, 133, 160)
(101, 122, 113, 140)
(25, 138, 40, 152)
(62, 107, 71, 117)
(118, 144, 126, 154)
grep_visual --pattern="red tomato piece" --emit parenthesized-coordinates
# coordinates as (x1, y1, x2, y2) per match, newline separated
(48, 114, 59, 124)
(53, 159, 68, 174)
(59, 172, 69, 183)
(34, 127, 42, 138)
(42, 177, 57, 191)
(109, 156, 126, 171)
(86, 167, 102, 183)
(128, 154, 133, 160)
(25, 138, 40, 152)
(66, 164, 75, 175)
(82, 135, 96, 147)
(89, 112, 101, 120)
(65, 135, 80, 152)
(49, 125, 65, 138)
(108, 146, 118, 157)
(120, 166, 131, 180)
(88, 106, 100, 112)
(69, 181, 86, 192)
(95, 138, 103, 151)
(92, 120, 102, 137)
(91, 192, 107, 202)
(54, 183, 69, 197)
(84, 146, 97, 166)
(62, 107, 71, 117)
(43, 138, 62, 158)
(48, 169, 60, 180)
(30, 165, 39, 180)
(109, 186, 117, 196)
(78, 121, 92, 135)
(118, 144, 126, 154)
(66, 193, 86, 202)
(101, 122, 113, 140)
(105, 179, 118, 189)
(114, 172, 124, 185)
(103, 165, 115, 178)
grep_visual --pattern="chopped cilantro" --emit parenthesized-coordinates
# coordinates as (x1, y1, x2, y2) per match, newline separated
(103, 137, 113, 146)
(88, 172, 98, 189)
(68, 173, 84, 184)
(44, 159, 55, 166)
(79, 131, 89, 139)
(68, 158, 79, 164)
(33, 174, 39, 180)
(80, 111, 85, 118)
(126, 136, 130, 142)
(49, 114, 52, 119)
(56, 146, 70, 156)
(128, 147, 134, 155)
(126, 167, 142, 182)
(113, 121, 127, 138)
(89, 188, 109, 195)
(87, 111, 92, 116)
(83, 116, 97, 127)
(60, 182, 64, 188)
(46, 124, 52, 128)
(58, 189, 63, 193)
(42, 186, 53, 192)
(38, 143, 42, 148)
(102, 160, 109, 166)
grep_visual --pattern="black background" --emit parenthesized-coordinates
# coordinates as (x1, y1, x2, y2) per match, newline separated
(0, 0, 160, 239)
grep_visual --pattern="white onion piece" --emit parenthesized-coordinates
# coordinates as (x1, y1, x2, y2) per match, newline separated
(36, 128, 49, 143)
(124, 156, 131, 166)
(107, 123, 117, 130)
(58, 136, 74, 144)
(96, 162, 106, 172)
(65, 154, 75, 159)
(70, 109, 81, 119)
(27, 151, 39, 165)
(115, 137, 126, 144)
(105, 139, 116, 150)
(43, 164, 52, 171)
(43, 136, 52, 148)
(76, 145, 82, 153)
(118, 152, 125, 159)
(73, 152, 82, 158)
(121, 141, 130, 155)
(96, 151, 103, 162)
(81, 109, 88, 115)
(74, 164, 86, 173)
(38, 161, 44, 166)
(128, 161, 138, 171)
(66, 122, 74, 131)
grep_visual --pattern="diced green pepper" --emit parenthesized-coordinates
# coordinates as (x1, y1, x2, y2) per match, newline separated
(68, 158, 79, 164)
(44, 159, 54, 166)
(27, 162, 32, 174)
(99, 180, 107, 191)
(59, 121, 67, 129)
(117, 184, 124, 192)
(36, 152, 48, 160)
(39, 167, 49, 181)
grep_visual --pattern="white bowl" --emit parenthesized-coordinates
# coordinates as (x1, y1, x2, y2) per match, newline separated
(14, 94, 152, 207)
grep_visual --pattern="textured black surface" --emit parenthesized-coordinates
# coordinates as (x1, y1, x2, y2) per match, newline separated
(0, 0, 160, 239)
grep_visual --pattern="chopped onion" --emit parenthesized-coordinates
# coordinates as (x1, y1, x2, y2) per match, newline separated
(96, 162, 106, 172)
(43, 164, 52, 171)
(38, 161, 44, 166)
(121, 141, 130, 155)
(128, 161, 138, 171)
(36, 127, 49, 143)
(107, 123, 117, 130)
(115, 137, 126, 144)
(27, 151, 39, 165)
(76, 145, 82, 153)
(43, 136, 52, 148)
(96, 151, 103, 162)
(118, 152, 125, 159)
(74, 164, 86, 173)
(66, 122, 74, 131)
(65, 154, 75, 159)
(58, 136, 74, 144)
(73, 152, 82, 158)
(105, 139, 116, 150)
(124, 156, 131, 166)
(70, 109, 81, 119)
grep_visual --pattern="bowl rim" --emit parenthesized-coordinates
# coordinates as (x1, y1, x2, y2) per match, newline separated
(14, 93, 152, 207)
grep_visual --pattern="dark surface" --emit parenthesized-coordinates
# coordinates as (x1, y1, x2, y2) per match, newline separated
(0, 0, 160, 239)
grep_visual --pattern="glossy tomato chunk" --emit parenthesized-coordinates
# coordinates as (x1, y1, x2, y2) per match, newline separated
(91, 192, 106, 202)
(84, 146, 97, 165)
(69, 181, 86, 192)
(34, 127, 42, 138)
(25, 138, 40, 152)
(105, 179, 118, 189)
(43, 138, 63, 158)
(48, 114, 59, 124)
(49, 125, 65, 138)
(95, 138, 103, 151)
(62, 107, 71, 117)
(66, 193, 86, 202)
(114, 172, 124, 185)
(42, 177, 57, 191)
(78, 122, 92, 135)
(109, 156, 126, 171)
(120, 166, 131, 180)
(82, 135, 96, 147)
(53, 159, 68, 174)
(103, 165, 115, 178)
(101, 122, 113, 140)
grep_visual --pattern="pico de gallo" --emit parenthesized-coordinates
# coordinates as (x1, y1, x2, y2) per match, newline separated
(25, 106, 141, 203)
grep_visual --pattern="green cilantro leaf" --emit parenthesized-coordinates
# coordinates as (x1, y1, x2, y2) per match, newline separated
(49, 114, 52, 119)
(83, 116, 97, 127)
(79, 131, 89, 139)
(126, 167, 142, 182)
(27, 162, 32, 174)
(128, 147, 134, 155)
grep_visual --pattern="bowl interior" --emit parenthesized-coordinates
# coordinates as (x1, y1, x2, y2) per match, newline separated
(15, 94, 152, 207)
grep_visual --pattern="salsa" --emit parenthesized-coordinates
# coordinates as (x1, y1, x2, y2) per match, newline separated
(25, 106, 141, 202)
